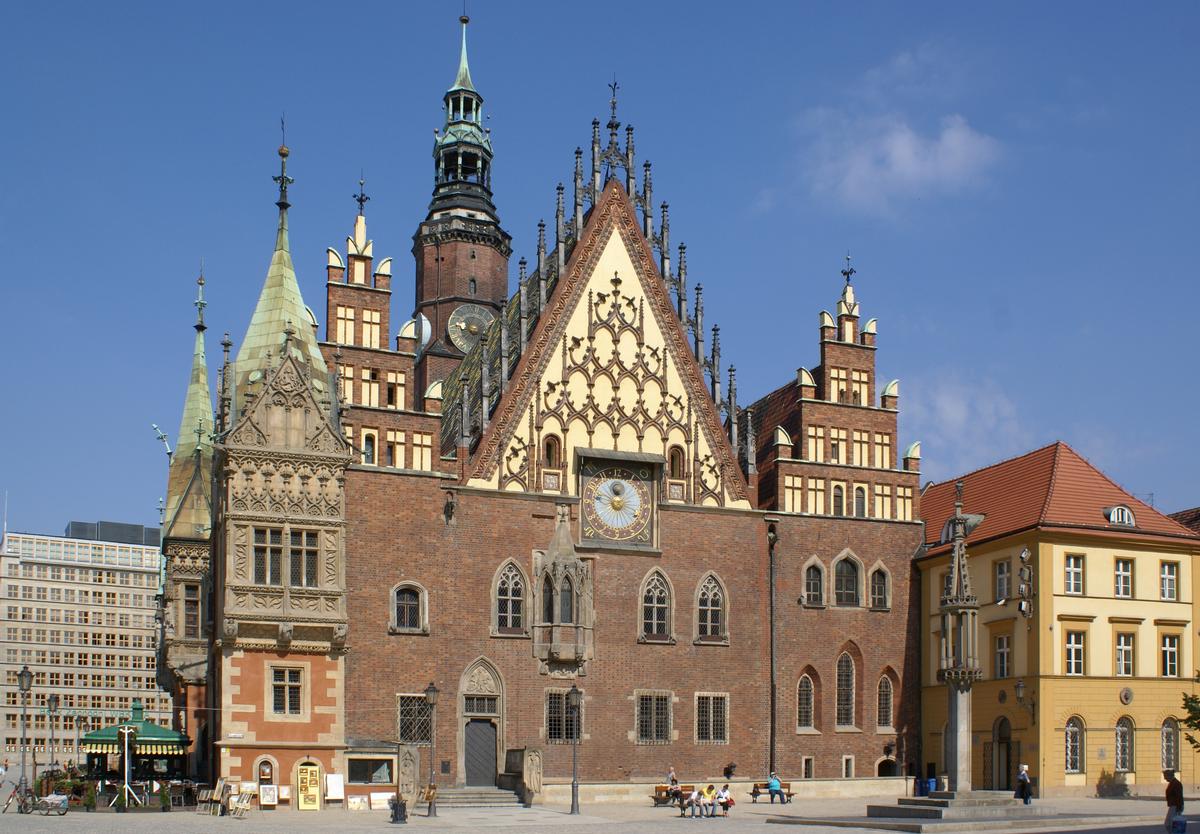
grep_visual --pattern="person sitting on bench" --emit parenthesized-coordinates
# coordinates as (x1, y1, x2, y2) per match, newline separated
(768, 772, 787, 804)
(683, 787, 702, 818)
(717, 784, 733, 816)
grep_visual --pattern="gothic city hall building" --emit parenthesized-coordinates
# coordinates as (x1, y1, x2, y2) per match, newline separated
(158, 17, 924, 799)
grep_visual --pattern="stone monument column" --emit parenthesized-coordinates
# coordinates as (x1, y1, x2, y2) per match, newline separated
(937, 482, 983, 793)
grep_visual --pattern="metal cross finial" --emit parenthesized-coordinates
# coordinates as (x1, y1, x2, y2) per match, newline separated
(608, 77, 619, 122)
(273, 116, 294, 208)
(354, 172, 370, 215)
(841, 251, 856, 285)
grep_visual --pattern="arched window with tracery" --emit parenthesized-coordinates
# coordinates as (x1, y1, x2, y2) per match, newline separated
(805, 564, 825, 606)
(1064, 716, 1084, 773)
(797, 675, 815, 729)
(1162, 718, 1180, 771)
(641, 572, 670, 639)
(876, 676, 893, 728)
(836, 653, 856, 727)
(835, 559, 860, 607)
(559, 576, 575, 624)
(496, 563, 524, 633)
(1115, 716, 1134, 772)
(697, 575, 726, 640)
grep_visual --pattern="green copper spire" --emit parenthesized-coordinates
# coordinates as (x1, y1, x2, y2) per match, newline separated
(164, 273, 215, 541)
(450, 15, 475, 93)
(233, 143, 328, 412)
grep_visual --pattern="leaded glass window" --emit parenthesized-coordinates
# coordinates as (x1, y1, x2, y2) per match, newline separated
(836, 653, 855, 727)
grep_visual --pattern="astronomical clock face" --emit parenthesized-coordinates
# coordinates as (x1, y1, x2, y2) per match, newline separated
(580, 460, 654, 546)
(447, 303, 495, 353)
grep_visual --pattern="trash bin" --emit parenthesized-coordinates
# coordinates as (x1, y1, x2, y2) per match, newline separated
(389, 796, 407, 824)
(914, 777, 927, 797)
(926, 778, 938, 796)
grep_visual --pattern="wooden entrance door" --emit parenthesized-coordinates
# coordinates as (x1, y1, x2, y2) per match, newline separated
(464, 719, 497, 786)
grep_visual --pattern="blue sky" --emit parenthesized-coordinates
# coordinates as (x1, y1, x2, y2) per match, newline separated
(1, 2, 1197, 534)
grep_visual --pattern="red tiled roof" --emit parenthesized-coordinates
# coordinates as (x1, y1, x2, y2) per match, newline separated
(1171, 506, 1200, 535)
(922, 441, 1199, 550)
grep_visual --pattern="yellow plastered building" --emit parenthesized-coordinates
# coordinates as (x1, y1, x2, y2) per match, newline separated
(918, 442, 1200, 796)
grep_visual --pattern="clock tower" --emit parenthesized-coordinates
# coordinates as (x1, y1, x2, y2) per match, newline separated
(413, 14, 512, 390)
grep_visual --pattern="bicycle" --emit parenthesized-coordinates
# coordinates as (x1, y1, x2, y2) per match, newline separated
(2, 780, 36, 814)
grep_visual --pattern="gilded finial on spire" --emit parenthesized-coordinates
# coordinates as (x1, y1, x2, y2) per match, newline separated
(841, 251, 855, 285)
(355, 172, 370, 215)
(452, 12, 475, 92)
(273, 116, 293, 210)
(194, 266, 207, 332)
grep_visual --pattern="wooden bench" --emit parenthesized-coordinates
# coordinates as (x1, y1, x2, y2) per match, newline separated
(749, 781, 795, 803)
(650, 783, 694, 806)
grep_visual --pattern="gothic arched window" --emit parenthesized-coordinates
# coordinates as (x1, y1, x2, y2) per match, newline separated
(1064, 716, 1084, 773)
(697, 575, 726, 640)
(877, 676, 893, 728)
(496, 563, 524, 633)
(1115, 716, 1134, 773)
(641, 572, 670, 639)
(797, 675, 815, 729)
(541, 575, 554, 624)
(805, 564, 825, 606)
(668, 446, 685, 479)
(854, 486, 867, 517)
(559, 576, 575, 624)
(544, 435, 561, 469)
(832, 485, 845, 516)
(870, 569, 889, 609)
(835, 559, 860, 607)
(836, 653, 856, 727)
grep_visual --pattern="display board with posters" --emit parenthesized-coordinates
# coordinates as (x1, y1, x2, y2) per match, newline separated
(297, 764, 321, 811)
(259, 785, 278, 808)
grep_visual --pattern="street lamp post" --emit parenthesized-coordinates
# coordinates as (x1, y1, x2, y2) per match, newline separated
(424, 682, 439, 818)
(568, 684, 581, 815)
(47, 694, 60, 771)
(17, 665, 32, 794)
(75, 717, 90, 773)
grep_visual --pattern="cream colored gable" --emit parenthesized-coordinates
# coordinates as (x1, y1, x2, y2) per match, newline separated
(469, 225, 748, 508)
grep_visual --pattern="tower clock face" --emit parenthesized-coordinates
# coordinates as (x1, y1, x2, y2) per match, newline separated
(447, 303, 495, 353)
(580, 463, 654, 545)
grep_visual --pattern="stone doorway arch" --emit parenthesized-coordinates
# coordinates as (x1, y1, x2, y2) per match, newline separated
(456, 658, 505, 787)
(991, 716, 1013, 791)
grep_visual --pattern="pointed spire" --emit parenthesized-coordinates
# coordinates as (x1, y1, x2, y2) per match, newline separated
(234, 142, 328, 411)
(451, 14, 475, 92)
(164, 272, 215, 541)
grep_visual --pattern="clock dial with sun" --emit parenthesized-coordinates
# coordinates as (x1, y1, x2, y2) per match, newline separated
(580, 462, 654, 545)
(447, 303, 495, 353)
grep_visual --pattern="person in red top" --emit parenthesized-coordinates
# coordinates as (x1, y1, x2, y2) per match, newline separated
(1164, 769, 1184, 833)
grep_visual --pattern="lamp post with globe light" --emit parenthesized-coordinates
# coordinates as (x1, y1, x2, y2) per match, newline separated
(424, 682, 439, 818)
(568, 684, 581, 815)
(17, 665, 32, 794)
(47, 694, 60, 771)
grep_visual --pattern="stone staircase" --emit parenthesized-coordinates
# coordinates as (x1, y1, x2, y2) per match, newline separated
(429, 786, 525, 808)
(867, 790, 1040, 820)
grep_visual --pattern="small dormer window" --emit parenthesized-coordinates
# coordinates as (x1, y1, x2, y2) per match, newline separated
(1107, 505, 1136, 527)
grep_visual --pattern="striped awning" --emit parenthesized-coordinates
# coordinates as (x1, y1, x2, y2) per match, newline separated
(84, 741, 187, 755)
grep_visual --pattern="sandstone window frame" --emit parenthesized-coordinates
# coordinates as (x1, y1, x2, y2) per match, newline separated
(396, 694, 432, 745)
(873, 484, 891, 518)
(802, 558, 826, 608)
(389, 582, 429, 636)
(876, 675, 894, 731)
(832, 552, 863, 608)
(361, 309, 381, 349)
(638, 569, 674, 644)
(807, 479, 826, 515)
(266, 663, 309, 723)
(1064, 554, 1085, 596)
(1064, 630, 1086, 676)
(634, 689, 673, 745)
(694, 692, 729, 744)
(835, 652, 856, 729)
(412, 432, 434, 471)
(868, 565, 890, 611)
(360, 428, 378, 466)
(806, 426, 825, 462)
(335, 305, 354, 344)
(385, 430, 406, 468)
(694, 573, 729, 645)
(896, 487, 913, 521)
(852, 431, 870, 466)
(783, 475, 803, 513)
(491, 560, 529, 638)
(873, 433, 891, 469)
(545, 687, 582, 743)
(1160, 561, 1179, 601)
(796, 674, 817, 732)
(1115, 632, 1134, 677)
(1114, 558, 1133, 598)
(385, 371, 407, 410)
(1161, 633, 1180, 678)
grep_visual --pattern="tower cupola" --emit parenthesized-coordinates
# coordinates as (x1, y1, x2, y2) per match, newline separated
(430, 15, 496, 220)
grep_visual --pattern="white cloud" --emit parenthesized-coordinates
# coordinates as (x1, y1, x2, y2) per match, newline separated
(801, 111, 1001, 216)
(903, 374, 1036, 483)
(789, 45, 1002, 216)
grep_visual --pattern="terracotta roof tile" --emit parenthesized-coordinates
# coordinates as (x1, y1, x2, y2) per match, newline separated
(1170, 506, 1200, 535)
(922, 441, 1198, 549)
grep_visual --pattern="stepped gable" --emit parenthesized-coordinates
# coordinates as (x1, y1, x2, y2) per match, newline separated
(923, 441, 1198, 552)
(464, 178, 749, 505)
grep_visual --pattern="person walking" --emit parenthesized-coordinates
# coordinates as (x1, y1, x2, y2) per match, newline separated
(767, 772, 786, 804)
(1016, 764, 1032, 805)
(1164, 770, 1184, 833)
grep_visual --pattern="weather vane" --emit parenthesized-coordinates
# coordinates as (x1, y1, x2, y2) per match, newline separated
(355, 172, 370, 215)
(608, 76, 619, 123)
(841, 251, 856, 285)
